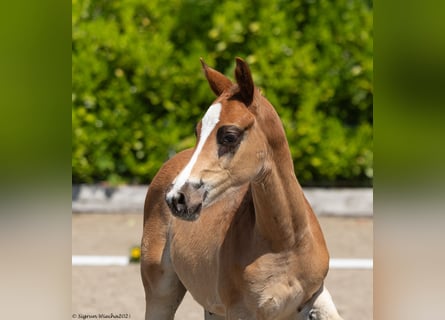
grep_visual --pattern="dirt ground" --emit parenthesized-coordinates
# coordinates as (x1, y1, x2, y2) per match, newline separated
(72, 213, 372, 320)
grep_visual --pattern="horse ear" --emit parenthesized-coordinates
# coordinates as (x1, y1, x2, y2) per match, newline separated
(234, 57, 254, 106)
(200, 58, 232, 96)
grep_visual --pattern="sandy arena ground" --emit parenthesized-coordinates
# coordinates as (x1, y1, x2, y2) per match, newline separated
(72, 213, 372, 320)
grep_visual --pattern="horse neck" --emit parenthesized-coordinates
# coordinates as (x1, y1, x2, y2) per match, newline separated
(251, 100, 310, 251)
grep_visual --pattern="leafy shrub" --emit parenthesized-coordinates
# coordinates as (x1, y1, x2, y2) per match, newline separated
(72, 0, 373, 186)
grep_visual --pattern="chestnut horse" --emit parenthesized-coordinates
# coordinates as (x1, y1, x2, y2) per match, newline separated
(141, 58, 343, 320)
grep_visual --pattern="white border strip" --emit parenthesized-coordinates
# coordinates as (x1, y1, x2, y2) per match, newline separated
(72, 256, 372, 269)
(330, 258, 373, 269)
(72, 255, 129, 266)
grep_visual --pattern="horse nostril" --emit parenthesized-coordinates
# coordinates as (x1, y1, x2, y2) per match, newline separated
(165, 183, 205, 220)
(176, 192, 186, 205)
(171, 192, 186, 214)
(166, 191, 187, 215)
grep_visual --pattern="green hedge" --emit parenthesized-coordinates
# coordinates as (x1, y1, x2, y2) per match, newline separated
(72, 0, 373, 186)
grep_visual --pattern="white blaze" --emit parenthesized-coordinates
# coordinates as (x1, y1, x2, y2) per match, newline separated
(167, 103, 222, 197)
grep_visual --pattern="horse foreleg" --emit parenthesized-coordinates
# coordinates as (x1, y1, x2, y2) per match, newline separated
(141, 227, 186, 319)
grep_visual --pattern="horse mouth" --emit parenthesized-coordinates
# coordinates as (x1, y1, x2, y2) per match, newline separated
(177, 203, 202, 221)
(170, 201, 202, 221)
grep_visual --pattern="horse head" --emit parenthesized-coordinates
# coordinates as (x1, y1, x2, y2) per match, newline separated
(165, 58, 287, 221)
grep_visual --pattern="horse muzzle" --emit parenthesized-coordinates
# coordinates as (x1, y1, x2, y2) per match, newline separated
(165, 182, 207, 221)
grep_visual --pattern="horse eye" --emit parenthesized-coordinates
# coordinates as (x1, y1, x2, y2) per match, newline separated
(217, 126, 242, 146)
(223, 133, 238, 144)
(216, 126, 243, 157)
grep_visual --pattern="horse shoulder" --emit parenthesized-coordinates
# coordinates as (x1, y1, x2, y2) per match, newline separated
(141, 149, 193, 274)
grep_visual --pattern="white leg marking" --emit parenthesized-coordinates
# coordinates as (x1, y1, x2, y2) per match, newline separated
(310, 286, 342, 320)
(167, 103, 222, 197)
